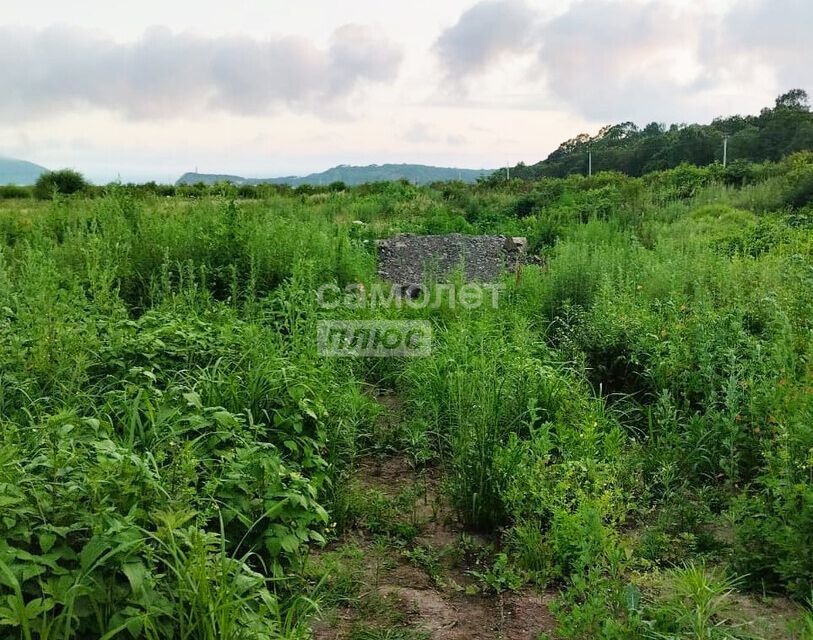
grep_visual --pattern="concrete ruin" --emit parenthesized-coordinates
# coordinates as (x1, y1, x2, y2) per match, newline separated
(376, 234, 529, 290)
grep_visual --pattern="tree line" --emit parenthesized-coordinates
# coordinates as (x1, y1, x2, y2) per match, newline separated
(509, 89, 813, 180)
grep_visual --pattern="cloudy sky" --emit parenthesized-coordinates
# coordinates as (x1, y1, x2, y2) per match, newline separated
(1, 0, 810, 182)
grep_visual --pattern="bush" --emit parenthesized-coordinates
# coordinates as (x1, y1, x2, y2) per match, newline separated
(721, 159, 757, 186)
(0, 185, 30, 199)
(784, 165, 813, 209)
(734, 424, 813, 599)
(33, 169, 88, 199)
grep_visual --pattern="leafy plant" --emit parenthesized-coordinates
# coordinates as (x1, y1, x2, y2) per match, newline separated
(33, 169, 88, 199)
(644, 564, 747, 640)
(467, 553, 524, 595)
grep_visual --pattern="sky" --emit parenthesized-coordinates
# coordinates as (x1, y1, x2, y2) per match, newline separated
(0, 0, 810, 183)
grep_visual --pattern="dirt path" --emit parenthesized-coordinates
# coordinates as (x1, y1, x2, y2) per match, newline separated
(308, 389, 808, 640)
(309, 390, 557, 640)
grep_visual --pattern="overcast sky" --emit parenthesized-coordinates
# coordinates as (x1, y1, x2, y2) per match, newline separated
(1, 0, 810, 182)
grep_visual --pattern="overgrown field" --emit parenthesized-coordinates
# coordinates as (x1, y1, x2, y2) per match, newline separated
(2, 155, 813, 639)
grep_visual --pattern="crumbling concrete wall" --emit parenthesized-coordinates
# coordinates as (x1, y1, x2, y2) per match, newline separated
(376, 234, 527, 287)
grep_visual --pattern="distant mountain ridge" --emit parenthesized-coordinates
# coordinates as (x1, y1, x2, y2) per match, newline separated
(0, 157, 48, 185)
(177, 163, 492, 187)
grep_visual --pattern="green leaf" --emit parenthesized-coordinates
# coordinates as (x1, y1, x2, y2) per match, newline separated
(125, 615, 143, 637)
(21, 564, 46, 582)
(183, 391, 202, 409)
(280, 534, 300, 554)
(122, 561, 147, 596)
(213, 410, 238, 428)
(623, 583, 641, 613)
(80, 536, 109, 572)
(0, 496, 22, 508)
(24, 597, 54, 617)
(38, 533, 56, 554)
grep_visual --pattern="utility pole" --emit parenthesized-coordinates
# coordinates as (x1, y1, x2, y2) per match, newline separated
(723, 136, 729, 167)
(506, 162, 510, 181)
(588, 146, 593, 177)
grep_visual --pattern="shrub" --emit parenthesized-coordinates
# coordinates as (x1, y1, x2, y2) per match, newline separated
(721, 159, 757, 186)
(784, 165, 813, 209)
(734, 449, 813, 598)
(645, 564, 745, 640)
(33, 168, 88, 199)
(0, 185, 30, 199)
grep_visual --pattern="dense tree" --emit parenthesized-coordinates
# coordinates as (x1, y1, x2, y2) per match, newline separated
(512, 90, 813, 179)
(775, 88, 809, 111)
(33, 169, 88, 199)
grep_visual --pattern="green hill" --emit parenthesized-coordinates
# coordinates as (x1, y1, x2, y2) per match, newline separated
(177, 163, 491, 187)
(508, 89, 813, 180)
(0, 156, 48, 185)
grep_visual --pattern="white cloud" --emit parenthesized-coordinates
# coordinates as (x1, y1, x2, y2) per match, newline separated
(0, 24, 403, 121)
(433, 0, 538, 82)
(719, 0, 813, 91)
(534, 0, 712, 122)
(1, 0, 809, 181)
(433, 0, 811, 123)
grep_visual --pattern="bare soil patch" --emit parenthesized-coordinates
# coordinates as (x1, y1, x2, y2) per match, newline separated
(311, 392, 557, 639)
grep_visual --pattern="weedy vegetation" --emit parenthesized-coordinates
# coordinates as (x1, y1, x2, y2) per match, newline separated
(1, 150, 813, 638)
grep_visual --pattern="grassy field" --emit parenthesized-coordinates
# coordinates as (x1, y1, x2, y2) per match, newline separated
(2, 155, 813, 639)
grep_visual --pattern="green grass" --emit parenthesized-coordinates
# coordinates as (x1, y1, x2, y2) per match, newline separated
(1, 156, 813, 637)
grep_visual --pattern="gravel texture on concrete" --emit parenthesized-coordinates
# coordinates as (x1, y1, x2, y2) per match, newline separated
(376, 233, 527, 286)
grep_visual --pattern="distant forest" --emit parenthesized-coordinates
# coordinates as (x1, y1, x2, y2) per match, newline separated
(511, 89, 813, 179)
